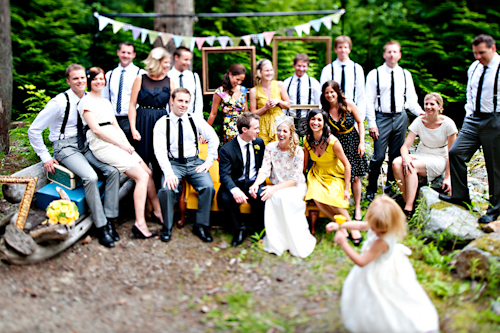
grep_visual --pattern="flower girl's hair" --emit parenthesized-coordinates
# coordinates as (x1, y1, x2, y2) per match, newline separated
(365, 195, 407, 239)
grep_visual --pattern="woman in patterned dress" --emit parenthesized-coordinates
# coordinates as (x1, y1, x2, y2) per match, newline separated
(207, 64, 248, 143)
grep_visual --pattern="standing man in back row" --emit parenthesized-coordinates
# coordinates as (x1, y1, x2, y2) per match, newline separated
(440, 34, 500, 224)
(102, 42, 146, 144)
(320, 35, 366, 120)
(167, 46, 204, 119)
(365, 41, 423, 202)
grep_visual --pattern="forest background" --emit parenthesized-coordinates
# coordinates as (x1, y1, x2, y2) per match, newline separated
(9, 0, 500, 131)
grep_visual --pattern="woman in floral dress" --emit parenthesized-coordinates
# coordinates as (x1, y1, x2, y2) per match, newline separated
(207, 64, 248, 143)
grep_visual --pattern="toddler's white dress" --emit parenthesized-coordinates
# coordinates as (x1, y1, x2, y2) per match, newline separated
(341, 230, 439, 333)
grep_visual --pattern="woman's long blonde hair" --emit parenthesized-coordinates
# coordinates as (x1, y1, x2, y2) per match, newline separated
(275, 115, 300, 157)
(143, 47, 171, 77)
(365, 195, 407, 239)
(254, 59, 273, 87)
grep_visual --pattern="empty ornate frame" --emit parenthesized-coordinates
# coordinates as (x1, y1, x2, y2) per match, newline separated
(0, 176, 38, 230)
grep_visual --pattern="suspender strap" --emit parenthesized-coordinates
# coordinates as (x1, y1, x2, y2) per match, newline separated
(166, 116, 173, 159)
(331, 63, 334, 81)
(494, 63, 500, 112)
(166, 115, 199, 159)
(287, 78, 293, 95)
(402, 68, 407, 106)
(193, 72, 197, 114)
(308, 77, 312, 104)
(107, 70, 113, 102)
(59, 92, 71, 139)
(376, 69, 381, 112)
(469, 62, 481, 108)
(353, 63, 357, 101)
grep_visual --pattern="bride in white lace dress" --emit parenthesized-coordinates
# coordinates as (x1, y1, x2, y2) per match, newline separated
(249, 115, 316, 258)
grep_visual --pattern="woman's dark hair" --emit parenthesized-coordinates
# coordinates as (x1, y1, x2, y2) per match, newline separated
(305, 109, 331, 151)
(87, 67, 106, 89)
(320, 80, 349, 116)
(222, 64, 247, 96)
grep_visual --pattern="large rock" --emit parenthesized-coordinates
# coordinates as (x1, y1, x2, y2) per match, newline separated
(454, 233, 500, 279)
(2, 162, 48, 203)
(418, 187, 484, 246)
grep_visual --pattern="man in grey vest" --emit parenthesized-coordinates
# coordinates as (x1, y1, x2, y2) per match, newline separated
(28, 64, 120, 248)
(440, 34, 500, 223)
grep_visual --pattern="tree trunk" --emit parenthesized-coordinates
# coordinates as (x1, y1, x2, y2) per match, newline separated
(0, 0, 12, 154)
(154, 0, 195, 53)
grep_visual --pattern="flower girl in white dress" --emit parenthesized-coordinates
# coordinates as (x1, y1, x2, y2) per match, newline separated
(326, 195, 439, 333)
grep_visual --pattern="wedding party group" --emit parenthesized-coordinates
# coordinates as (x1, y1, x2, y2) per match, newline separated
(26, 32, 499, 332)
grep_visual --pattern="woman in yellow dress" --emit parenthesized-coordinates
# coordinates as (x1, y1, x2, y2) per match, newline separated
(249, 59, 290, 145)
(304, 109, 362, 245)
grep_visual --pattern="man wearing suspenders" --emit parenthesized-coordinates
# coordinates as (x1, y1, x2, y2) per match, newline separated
(102, 42, 146, 144)
(28, 64, 120, 248)
(154, 88, 219, 243)
(440, 35, 500, 224)
(283, 53, 321, 137)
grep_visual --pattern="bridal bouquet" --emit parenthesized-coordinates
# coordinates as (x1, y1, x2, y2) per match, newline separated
(46, 200, 79, 226)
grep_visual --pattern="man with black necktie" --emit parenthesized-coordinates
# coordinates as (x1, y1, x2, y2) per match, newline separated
(440, 35, 500, 224)
(153, 88, 219, 242)
(218, 112, 266, 246)
(102, 42, 146, 144)
(365, 41, 424, 202)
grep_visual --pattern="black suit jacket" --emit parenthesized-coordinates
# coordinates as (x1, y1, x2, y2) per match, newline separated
(219, 137, 265, 191)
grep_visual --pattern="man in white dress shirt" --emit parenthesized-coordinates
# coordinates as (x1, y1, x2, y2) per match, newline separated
(320, 35, 366, 120)
(283, 53, 321, 137)
(102, 42, 146, 144)
(167, 46, 204, 119)
(440, 35, 500, 223)
(365, 41, 424, 202)
(28, 64, 120, 248)
(154, 87, 219, 243)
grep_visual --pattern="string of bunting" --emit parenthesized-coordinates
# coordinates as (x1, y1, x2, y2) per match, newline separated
(93, 10, 344, 50)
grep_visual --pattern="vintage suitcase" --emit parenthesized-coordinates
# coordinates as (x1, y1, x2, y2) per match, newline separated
(47, 164, 83, 190)
(36, 181, 104, 215)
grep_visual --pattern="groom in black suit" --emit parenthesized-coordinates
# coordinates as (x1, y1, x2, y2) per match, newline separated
(218, 112, 266, 246)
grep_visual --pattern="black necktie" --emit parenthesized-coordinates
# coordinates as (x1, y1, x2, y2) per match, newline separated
(77, 113, 86, 151)
(178, 119, 184, 163)
(296, 77, 301, 105)
(341, 65, 346, 93)
(179, 73, 184, 88)
(116, 69, 125, 114)
(476, 66, 488, 114)
(390, 70, 396, 113)
(244, 143, 251, 188)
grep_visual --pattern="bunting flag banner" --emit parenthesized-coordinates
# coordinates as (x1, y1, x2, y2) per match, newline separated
(250, 34, 259, 45)
(258, 33, 265, 47)
(172, 35, 183, 48)
(300, 23, 311, 35)
(112, 21, 124, 34)
(330, 12, 343, 24)
(189, 38, 196, 51)
(286, 28, 295, 37)
(242, 35, 251, 47)
(140, 29, 148, 44)
(160, 32, 172, 46)
(276, 27, 287, 36)
(98, 16, 113, 31)
(320, 16, 332, 30)
(263, 31, 275, 46)
(294, 25, 303, 37)
(122, 24, 132, 32)
(230, 36, 241, 46)
(217, 36, 230, 49)
(148, 31, 159, 44)
(206, 35, 216, 46)
(195, 37, 206, 50)
(131, 26, 142, 40)
(183, 36, 193, 48)
(310, 19, 322, 32)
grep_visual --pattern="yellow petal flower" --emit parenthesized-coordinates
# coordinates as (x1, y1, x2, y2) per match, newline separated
(59, 217, 69, 225)
(48, 218, 58, 225)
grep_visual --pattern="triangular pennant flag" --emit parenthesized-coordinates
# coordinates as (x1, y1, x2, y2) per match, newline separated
(172, 35, 183, 48)
(276, 28, 286, 36)
(263, 31, 275, 46)
(294, 25, 303, 37)
(195, 37, 206, 50)
(98, 16, 112, 31)
(217, 36, 230, 49)
(122, 24, 132, 32)
(112, 21, 124, 34)
(131, 26, 141, 40)
(301, 23, 311, 35)
(241, 35, 251, 47)
(286, 28, 295, 37)
(330, 12, 342, 24)
(250, 34, 259, 45)
(189, 38, 196, 51)
(160, 33, 172, 46)
(148, 31, 159, 44)
(310, 19, 322, 32)
(258, 33, 265, 47)
(206, 36, 216, 46)
(93, 12, 99, 19)
(321, 16, 332, 30)
(230, 37, 241, 46)
(183, 36, 193, 48)
(141, 29, 149, 44)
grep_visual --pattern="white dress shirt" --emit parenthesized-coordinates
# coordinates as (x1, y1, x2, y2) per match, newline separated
(153, 113, 219, 176)
(465, 53, 500, 117)
(28, 89, 82, 163)
(320, 58, 366, 119)
(283, 74, 321, 117)
(167, 67, 204, 119)
(102, 63, 146, 116)
(365, 63, 423, 128)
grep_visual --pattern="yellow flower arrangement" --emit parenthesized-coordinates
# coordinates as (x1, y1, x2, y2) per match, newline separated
(46, 199, 79, 226)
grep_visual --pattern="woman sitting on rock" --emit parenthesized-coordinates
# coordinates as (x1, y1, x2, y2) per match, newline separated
(393, 92, 458, 220)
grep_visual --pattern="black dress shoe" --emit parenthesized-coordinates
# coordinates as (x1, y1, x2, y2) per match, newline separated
(438, 194, 472, 208)
(131, 225, 157, 239)
(96, 226, 115, 248)
(193, 224, 213, 243)
(106, 220, 120, 242)
(366, 191, 375, 203)
(160, 227, 172, 242)
(231, 229, 246, 247)
(478, 213, 499, 224)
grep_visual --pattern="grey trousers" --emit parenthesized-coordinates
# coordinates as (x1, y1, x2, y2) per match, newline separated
(295, 110, 309, 138)
(53, 137, 120, 228)
(367, 112, 408, 193)
(449, 115, 500, 216)
(157, 157, 215, 229)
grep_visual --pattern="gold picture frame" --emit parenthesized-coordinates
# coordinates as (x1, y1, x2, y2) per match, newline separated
(272, 36, 333, 80)
(201, 46, 257, 95)
(0, 176, 38, 230)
